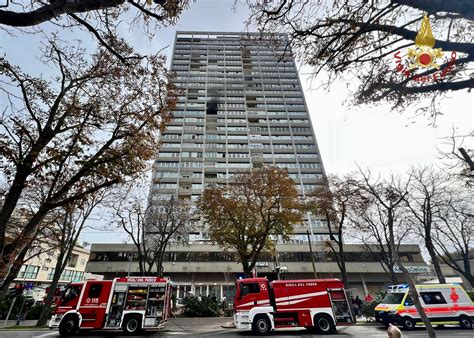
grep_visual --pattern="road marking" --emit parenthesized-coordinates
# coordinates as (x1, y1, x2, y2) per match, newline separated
(34, 331, 57, 337)
(371, 333, 472, 338)
(166, 332, 188, 335)
(369, 335, 430, 337)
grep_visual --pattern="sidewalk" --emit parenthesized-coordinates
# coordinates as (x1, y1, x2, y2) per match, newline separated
(166, 317, 233, 332)
(1, 319, 46, 329)
(355, 316, 378, 325)
(0, 318, 233, 331)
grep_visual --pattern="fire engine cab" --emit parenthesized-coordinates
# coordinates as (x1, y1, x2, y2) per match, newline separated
(234, 277, 354, 335)
(49, 277, 173, 336)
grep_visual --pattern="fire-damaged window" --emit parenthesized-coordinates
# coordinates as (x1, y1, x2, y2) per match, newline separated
(241, 283, 260, 297)
(206, 99, 218, 115)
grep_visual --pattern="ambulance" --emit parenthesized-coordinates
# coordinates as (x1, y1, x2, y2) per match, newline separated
(375, 284, 474, 330)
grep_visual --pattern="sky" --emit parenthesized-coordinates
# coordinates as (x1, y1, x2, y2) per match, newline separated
(1, 0, 472, 245)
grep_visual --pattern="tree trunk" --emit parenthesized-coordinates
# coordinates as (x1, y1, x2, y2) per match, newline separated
(137, 253, 145, 275)
(397, 261, 436, 337)
(241, 259, 252, 276)
(388, 213, 436, 338)
(0, 246, 28, 302)
(462, 255, 474, 289)
(156, 250, 166, 277)
(439, 254, 474, 290)
(389, 262, 399, 284)
(387, 245, 399, 284)
(0, 165, 33, 246)
(425, 234, 445, 284)
(340, 261, 349, 288)
(1, 208, 50, 282)
(462, 273, 474, 290)
(337, 242, 349, 288)
(37, 251, 65, 327)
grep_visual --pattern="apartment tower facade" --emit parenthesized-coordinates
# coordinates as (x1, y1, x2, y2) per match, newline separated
(151, 31, 327, 242)
(149, 31, 331, 298)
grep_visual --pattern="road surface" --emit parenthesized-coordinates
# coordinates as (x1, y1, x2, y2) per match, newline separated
(0, 322, 472, 338)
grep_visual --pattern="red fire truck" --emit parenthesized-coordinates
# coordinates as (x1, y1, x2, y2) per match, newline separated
(234, 277, 355, 335)
(49, 277, 173, 336)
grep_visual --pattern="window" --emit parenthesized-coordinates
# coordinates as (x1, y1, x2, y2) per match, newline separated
(241, 283, 260, 297)
(61, 269, 74, 281)
(223, 285, 235, 302)
(421, 292, 446, 305)
(61, 285, 82, 306)
(67, 254, 79, 267)
(19, 265, 39, 279)
(73, 271, 84, 282)
(88, 284, 103, 298)
(381, 293, 405, 304)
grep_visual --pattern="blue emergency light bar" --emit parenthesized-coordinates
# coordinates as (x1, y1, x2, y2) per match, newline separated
(387, 284, 409, 292)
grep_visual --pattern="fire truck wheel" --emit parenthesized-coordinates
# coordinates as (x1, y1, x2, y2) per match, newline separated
(459, 315, 473, 329)
(251, 315, 271, 335)
(58, 315, 79, 336)
(123, 315, 142, 334)
(401, 317, 416, 330)
(314, 314, 336, 334)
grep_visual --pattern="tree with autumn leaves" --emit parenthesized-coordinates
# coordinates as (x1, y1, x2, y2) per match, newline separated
(0, 38, 176, 299)
(197, 166, 304, 276)
(0, 0, 189, 296)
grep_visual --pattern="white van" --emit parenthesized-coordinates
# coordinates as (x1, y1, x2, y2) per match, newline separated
(374, 284, 473, 330)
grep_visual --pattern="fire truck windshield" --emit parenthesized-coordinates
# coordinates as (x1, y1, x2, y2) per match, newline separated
(240, 282, 260, 298)
(61, 285, 81, 306)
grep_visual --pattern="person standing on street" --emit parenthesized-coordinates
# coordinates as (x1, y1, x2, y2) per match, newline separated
(351, 296, 359, 317)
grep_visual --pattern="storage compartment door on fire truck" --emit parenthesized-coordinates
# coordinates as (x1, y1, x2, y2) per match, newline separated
(78, 281, 112, 329)
(104, 283, 128, 328)
(144, 282, 170, 326)
(327, 288, 355, 324)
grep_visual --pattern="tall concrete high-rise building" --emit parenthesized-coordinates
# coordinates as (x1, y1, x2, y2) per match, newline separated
(151, 31, 328, 242)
